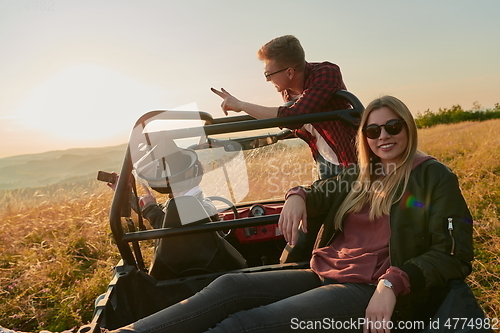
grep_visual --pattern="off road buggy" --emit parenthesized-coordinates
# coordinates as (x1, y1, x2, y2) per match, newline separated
(74, 90, 362, 332)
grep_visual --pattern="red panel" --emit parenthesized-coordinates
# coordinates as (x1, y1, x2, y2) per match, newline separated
(220, 203, 284, 244)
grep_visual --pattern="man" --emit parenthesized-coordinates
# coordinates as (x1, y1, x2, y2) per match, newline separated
(211, 35, 357, 179)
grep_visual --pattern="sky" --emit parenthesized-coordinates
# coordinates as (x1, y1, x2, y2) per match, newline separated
(1, 0, 499, 159)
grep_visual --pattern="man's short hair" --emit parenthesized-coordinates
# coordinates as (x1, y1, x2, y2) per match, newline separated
(257, 35, 306, 71)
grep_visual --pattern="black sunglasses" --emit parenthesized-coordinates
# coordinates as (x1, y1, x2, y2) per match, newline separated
(362, 119, 405, 139)
(264, 67, 289, 78)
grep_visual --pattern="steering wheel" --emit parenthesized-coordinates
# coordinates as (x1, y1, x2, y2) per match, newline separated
(207, 196, 238, 237)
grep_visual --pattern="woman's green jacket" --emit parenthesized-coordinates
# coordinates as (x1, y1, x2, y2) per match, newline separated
(296, 159, 473, 317)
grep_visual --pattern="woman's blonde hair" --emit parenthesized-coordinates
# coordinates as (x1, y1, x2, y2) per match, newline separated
(333, 96, 419, 229)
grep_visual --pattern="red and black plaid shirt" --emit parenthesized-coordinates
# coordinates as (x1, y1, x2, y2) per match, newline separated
(277, 62, 357, 166)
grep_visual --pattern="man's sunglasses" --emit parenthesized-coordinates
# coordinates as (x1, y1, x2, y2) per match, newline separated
(362, 119, 406, 139)
(264, 67, 289, 78)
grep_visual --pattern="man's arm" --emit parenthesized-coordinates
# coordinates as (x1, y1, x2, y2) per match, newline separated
(211, 87, 278, 119)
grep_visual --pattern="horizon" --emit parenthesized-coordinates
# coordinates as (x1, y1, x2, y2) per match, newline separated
(3, 112, 499, 161)
(0, 142, 128, 160)
(1, 0, 499, 159)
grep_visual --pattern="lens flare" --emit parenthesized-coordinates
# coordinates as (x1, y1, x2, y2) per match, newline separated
(400, 191, 424, 209)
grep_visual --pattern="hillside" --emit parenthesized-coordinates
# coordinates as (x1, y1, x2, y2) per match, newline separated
(0, 144, 127, 190)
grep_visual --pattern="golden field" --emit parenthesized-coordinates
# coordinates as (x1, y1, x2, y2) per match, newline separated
(0, 119, 499, 331)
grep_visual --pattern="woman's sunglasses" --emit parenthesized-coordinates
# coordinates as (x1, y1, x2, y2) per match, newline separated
(362, 119, 405, 139)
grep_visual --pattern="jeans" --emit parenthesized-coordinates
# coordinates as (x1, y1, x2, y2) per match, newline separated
(316, 154, 343, 180)
(111, 269, 376, 333)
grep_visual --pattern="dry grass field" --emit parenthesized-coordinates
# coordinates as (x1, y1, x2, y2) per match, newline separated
(417, 120, 500, 319)
(0, 119, 499, 331)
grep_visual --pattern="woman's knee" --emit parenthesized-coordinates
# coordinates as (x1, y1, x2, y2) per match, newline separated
(206, 273, 250, 296)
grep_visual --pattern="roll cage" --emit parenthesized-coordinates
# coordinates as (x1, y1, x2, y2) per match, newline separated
(110, 90, 363, 269)
(77, 90, 364, 332)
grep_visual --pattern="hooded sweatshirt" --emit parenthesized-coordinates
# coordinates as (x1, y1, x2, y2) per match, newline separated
(310, 154, 435, 296)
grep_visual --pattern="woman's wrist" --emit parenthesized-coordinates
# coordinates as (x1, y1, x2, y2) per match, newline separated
(285, 186, 307, 201)
(379, 266, 411, 297)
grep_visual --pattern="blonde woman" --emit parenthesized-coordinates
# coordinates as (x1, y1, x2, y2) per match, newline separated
(109, 96, 473, 333)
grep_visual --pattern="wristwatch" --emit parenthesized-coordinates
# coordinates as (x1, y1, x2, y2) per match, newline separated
(381, 279, 393, 289)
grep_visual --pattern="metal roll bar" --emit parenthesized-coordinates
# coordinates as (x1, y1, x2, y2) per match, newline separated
(110, 90, 364, 267)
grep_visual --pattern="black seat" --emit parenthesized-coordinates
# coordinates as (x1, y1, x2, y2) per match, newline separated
(149, 196, 247, 280)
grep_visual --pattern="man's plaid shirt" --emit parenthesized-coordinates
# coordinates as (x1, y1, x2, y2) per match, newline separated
(277, 62, 357, 166)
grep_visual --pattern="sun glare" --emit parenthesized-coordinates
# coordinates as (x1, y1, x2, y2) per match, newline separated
(12, 64, 168, 144)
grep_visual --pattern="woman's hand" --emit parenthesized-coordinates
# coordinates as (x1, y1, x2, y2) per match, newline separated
(278, 195, 307, 245)
(363, 280, 397, 333)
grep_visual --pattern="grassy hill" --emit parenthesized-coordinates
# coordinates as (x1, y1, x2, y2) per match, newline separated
(0, 120, 499, 331)
(0, 144, 127, 190)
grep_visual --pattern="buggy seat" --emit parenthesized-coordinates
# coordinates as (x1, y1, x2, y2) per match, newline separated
(149, 196, 247, 280)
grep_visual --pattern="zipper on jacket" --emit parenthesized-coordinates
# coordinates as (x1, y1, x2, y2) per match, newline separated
(448, 217, 455, 256)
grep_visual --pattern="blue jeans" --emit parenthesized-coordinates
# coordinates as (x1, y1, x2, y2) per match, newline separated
(316, 154, 343, 180)
(111, 270, 375, 333)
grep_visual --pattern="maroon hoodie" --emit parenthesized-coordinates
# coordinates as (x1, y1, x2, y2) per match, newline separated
(310, 154, 435, 296)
